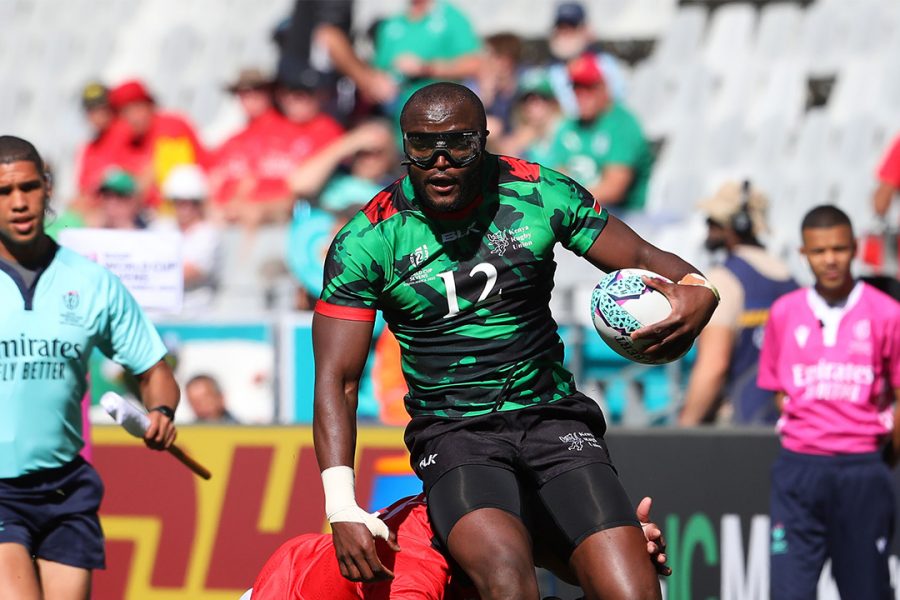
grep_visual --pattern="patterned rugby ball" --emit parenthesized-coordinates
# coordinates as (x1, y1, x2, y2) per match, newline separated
(590, 269, 675, 365)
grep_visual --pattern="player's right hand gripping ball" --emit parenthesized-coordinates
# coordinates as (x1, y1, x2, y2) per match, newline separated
(590, 268, 686, 365)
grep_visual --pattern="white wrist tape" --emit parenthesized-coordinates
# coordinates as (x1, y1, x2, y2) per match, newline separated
(321, 466, 390, 540)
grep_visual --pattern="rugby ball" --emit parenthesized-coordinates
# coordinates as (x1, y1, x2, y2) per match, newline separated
(590, 269, 676, 365)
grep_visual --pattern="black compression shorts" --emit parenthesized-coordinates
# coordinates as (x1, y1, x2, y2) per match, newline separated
(404, 393, 639, 554)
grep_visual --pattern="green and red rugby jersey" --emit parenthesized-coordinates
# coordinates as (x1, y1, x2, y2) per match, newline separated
(317, 153, 608, 418)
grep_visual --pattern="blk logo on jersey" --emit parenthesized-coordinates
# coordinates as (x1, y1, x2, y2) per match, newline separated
(418, 453, 438, 469)
(559, 432, 602, 451)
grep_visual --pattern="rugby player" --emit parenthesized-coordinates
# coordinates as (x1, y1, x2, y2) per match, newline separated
(312, 82, 717, 599)
(245, 495, 669, 599)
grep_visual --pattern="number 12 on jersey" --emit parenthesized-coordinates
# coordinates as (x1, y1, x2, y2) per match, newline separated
(438, 262, 500, 318)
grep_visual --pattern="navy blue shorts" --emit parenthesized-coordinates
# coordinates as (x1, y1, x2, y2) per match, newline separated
(770, 449, 895, 600)
(0, 456, 105, 570)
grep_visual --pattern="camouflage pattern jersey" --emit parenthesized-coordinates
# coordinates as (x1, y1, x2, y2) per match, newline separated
(317, 153, 609, 419)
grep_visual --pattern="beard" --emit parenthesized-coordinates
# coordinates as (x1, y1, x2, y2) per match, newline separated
(410, 164, 483, 214)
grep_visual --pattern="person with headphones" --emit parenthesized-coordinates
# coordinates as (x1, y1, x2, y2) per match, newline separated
(679, 180, 797, 426)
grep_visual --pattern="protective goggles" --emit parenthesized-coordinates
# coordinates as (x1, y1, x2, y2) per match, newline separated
(402, 130, 485, 168)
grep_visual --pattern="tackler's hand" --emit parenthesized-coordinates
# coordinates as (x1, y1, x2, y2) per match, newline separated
(637, 496, 671, 576)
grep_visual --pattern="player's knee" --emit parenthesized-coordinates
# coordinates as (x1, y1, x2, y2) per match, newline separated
(467, 550, 537, 600)
(581, 574, 661, 600)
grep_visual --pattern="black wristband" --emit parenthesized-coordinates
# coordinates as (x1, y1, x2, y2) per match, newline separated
(150, 405, 175, 421)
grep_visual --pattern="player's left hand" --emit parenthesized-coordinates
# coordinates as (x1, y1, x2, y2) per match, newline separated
(631, 276, 717, 361)
(637, 496, 671, 576)
(144, 410, 177, 451)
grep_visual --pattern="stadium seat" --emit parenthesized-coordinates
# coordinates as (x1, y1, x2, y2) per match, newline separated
(754, 2, 803, 62)
(702, 3, 758, 78)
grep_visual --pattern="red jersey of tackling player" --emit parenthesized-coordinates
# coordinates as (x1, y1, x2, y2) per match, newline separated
(249, 495, 478, 600)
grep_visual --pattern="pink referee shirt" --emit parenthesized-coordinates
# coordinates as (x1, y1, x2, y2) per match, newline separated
(758, 282, 900, 455)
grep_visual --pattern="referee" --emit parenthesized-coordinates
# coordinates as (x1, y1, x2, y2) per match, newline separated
(0, 135, 180, 599)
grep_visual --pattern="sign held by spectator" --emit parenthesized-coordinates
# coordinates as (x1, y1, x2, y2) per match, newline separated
(59, 228, 184, 314)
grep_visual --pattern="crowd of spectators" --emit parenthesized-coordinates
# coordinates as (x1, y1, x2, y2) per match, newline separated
(40, 0, 900, 426)
(55, 0, 664, 311)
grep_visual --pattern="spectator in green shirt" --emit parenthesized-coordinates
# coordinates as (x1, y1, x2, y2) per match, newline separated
(546, 53, 653, 217)
(372, 0, 482, 117)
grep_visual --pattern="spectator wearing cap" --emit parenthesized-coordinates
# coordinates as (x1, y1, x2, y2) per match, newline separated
(545, 53, 653, 217)
(97, 168, 147, 230)
(105, 79, 207, 209)
(680, 181, 796, 426)
(493, 69, 563, 166)
(545, 1, 628, 117)
(209, 69, 286, 211)
(75, 82, 121, 199)
(372, 0, 482, 117)
(160, 165, 221, 313)
(210, 70, 345, 227)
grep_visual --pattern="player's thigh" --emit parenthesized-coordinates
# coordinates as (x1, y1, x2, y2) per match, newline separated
(0, 543, 41, 600)
(428, 466, 537, 594)
(570, 526, 660, 600)
(447, 508, 538, 598)
(36, 559, 91, 600)
(537, 463, 658, 600)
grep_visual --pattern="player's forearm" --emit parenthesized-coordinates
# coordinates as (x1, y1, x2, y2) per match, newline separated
(136, 360, 180, 412)
(313, 380, 360, 469)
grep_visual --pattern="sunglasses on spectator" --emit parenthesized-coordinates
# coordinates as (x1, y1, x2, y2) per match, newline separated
(402, 130, 484, 169)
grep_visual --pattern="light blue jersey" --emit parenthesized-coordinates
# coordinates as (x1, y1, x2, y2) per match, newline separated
(0, 244, 166, 477)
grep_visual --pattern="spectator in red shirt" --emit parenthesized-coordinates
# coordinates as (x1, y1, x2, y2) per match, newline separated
(210, 69, 291, 225)
(211, 69, 344, 228)
(106, 79, 207, 209)
(874, 135, 900, 224)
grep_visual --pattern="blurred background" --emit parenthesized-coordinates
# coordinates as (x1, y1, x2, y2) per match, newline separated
(5, 0, 900, 597)
(3, 0, 898, 429)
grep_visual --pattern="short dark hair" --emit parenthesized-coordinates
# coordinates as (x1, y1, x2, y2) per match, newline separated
(801, 205, 853, 233)
(0, 135, 45, 177)
(485, 33, 523, 62)
(400, 82, 487, 133)
(186, 374, 223, 396)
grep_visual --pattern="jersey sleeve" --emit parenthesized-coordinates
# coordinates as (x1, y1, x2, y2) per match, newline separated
(95, 270, 167, 374)
(757, 298, 785, 392)
(540, 167, 608, 255)
(878, 136, 900, 188)
(318, 214, 388, 321)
